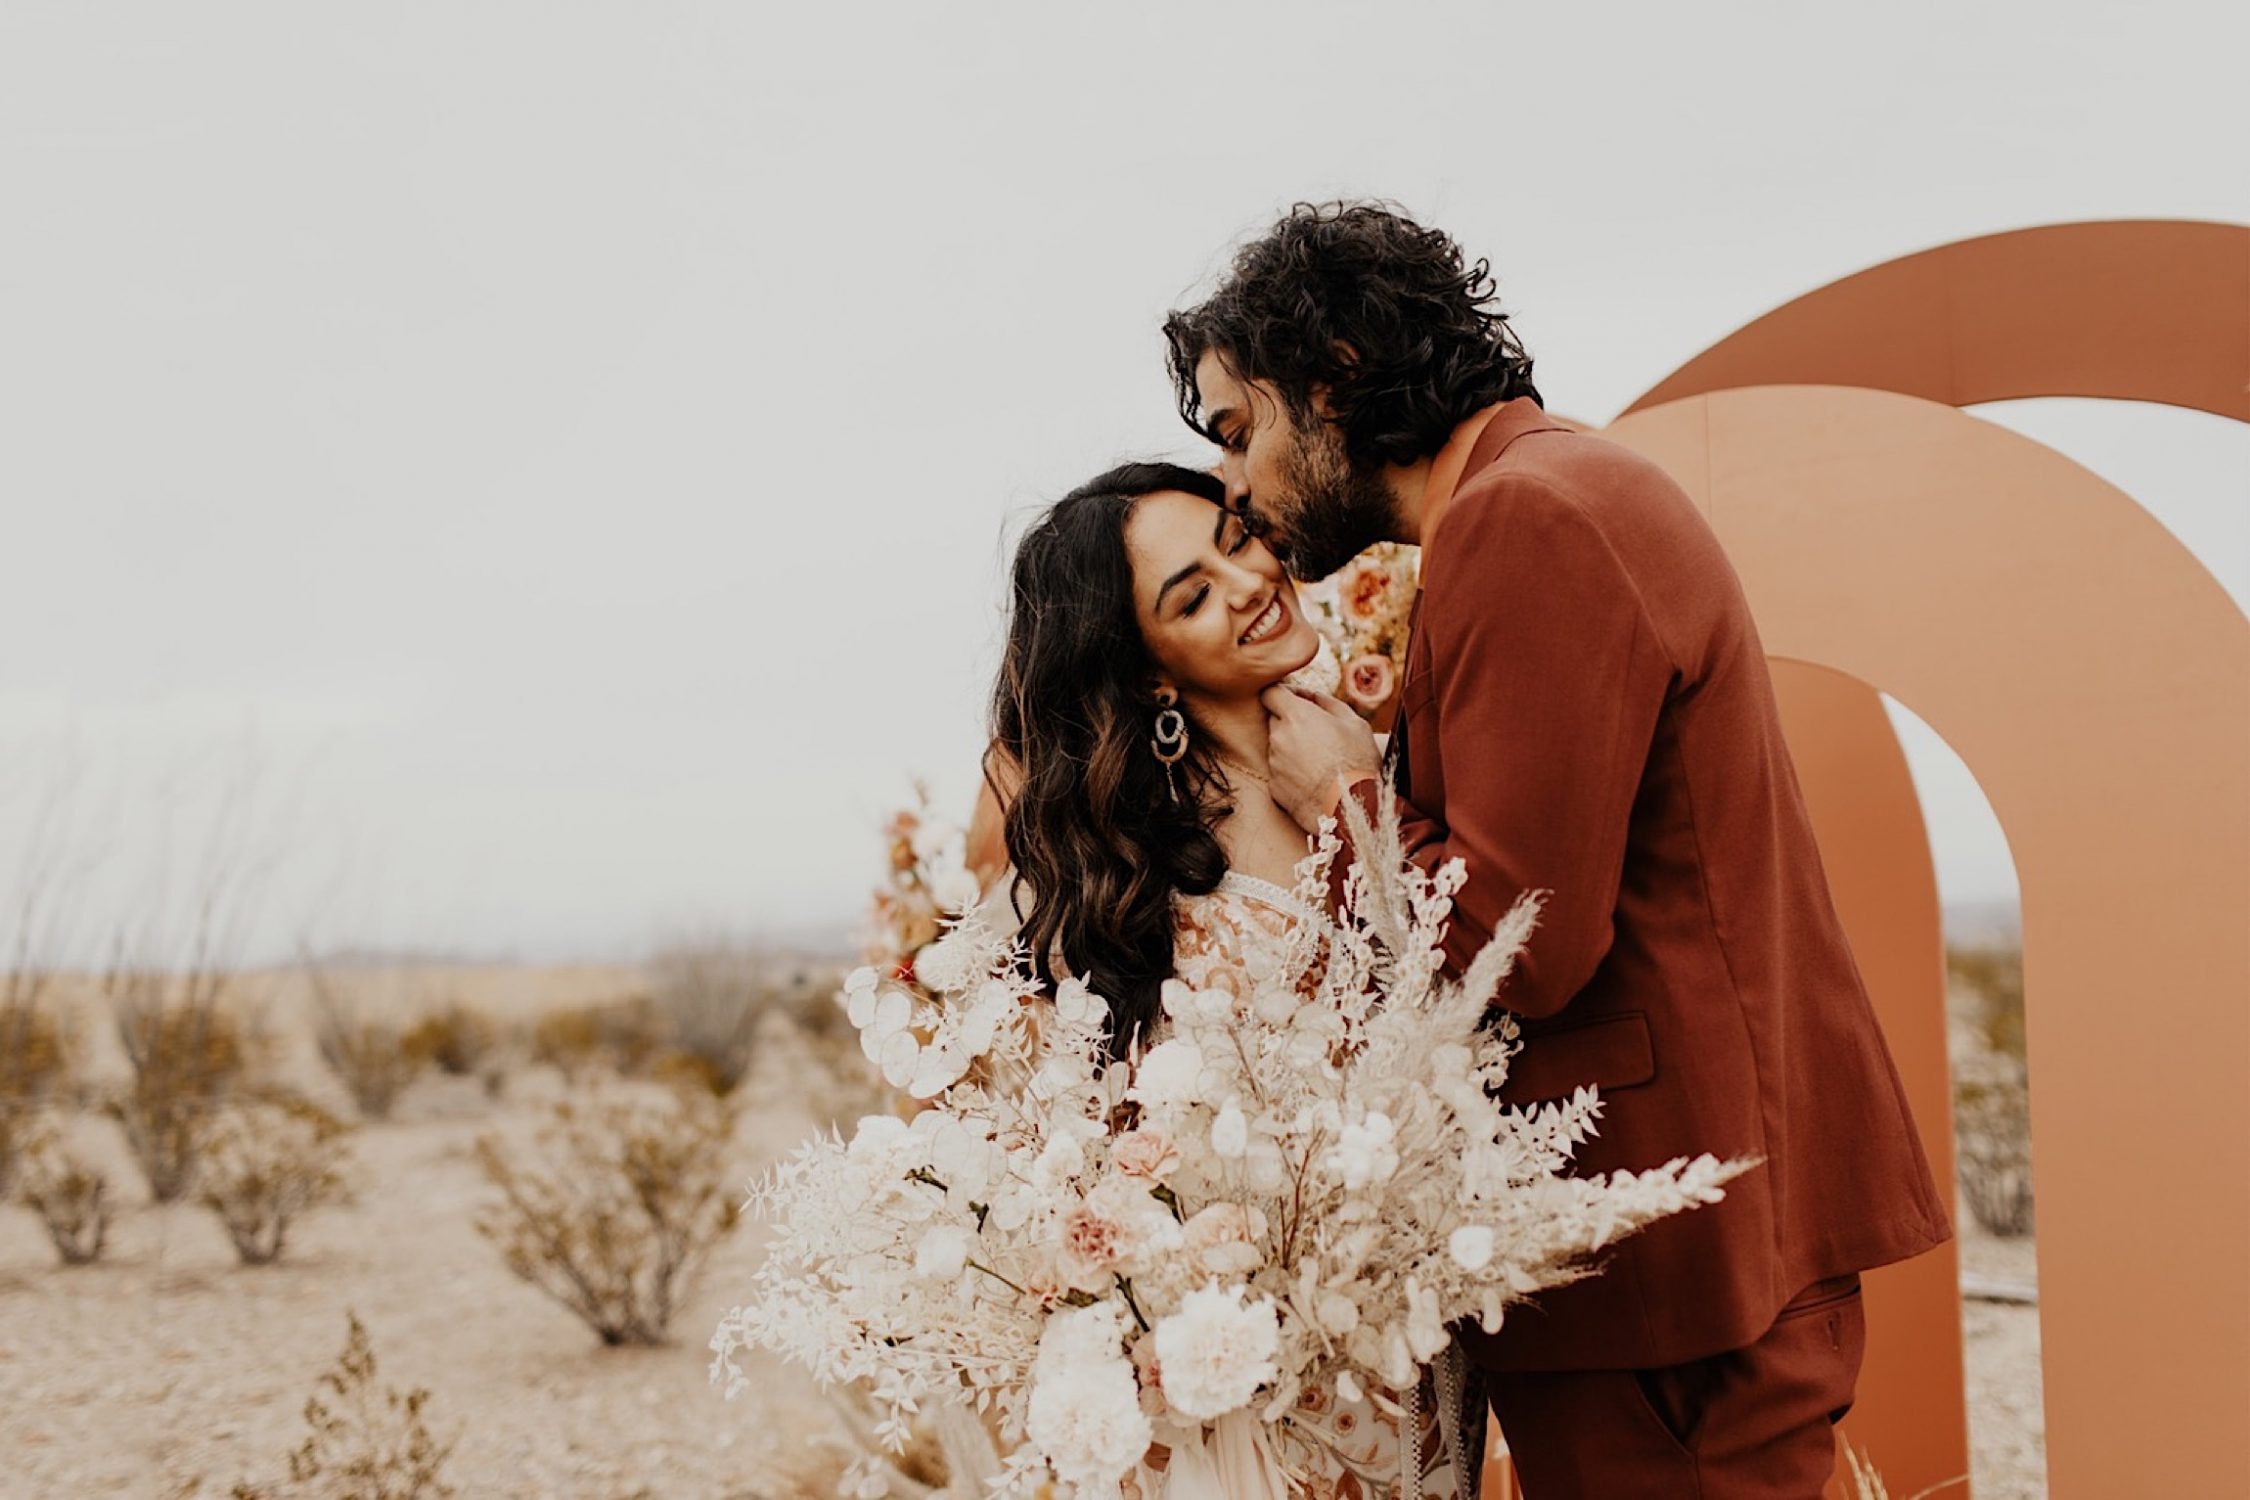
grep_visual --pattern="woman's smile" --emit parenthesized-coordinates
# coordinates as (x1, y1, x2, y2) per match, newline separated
(1238, 593, 1290, 646)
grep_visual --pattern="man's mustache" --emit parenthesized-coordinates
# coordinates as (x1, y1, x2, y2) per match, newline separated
(1232, 496, 1280, 547)
(1234, 499, 1321, 581)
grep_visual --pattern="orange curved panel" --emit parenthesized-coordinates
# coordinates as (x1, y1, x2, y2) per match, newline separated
(1606, 385, 2250, 1498)
(1623, 220, 2250, 422)
(1767, 661, 1967, 1500)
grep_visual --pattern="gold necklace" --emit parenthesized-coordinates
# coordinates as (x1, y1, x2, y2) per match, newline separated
(1217, 753, 1272, 789)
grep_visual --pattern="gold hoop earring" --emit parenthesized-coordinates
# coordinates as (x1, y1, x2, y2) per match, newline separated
(1151, 689, 1188, 798)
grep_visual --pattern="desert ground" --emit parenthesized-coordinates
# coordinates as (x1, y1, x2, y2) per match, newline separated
(0, 965, 2045, 1499)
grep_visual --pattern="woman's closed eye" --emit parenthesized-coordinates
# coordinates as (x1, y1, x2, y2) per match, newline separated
(1180, 527, 1255, 616)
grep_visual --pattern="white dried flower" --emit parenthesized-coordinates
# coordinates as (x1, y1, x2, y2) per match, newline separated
(1151, 1282, 1280, 1421)
(843, 967, 880, 1027)
(931, 865, 983, 914)
(1404, 1276, 1447, 1362)
(915, 1224, 970, 1280)
(1027, 1303, 1151, 1490)
(1054, 977, 1107, 1028)
(1284, 638, 1343, 697)
(1448, 1224, 1496, 1272)
(911, 926, 980, 994)
(1129, 1038, 1204, 1112)
(1209, 1103, 1249, 1159)
(1324, 1111, 1398, 1190)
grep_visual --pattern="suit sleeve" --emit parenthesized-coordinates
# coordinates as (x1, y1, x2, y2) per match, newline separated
(1333, 477, 1674, 1018)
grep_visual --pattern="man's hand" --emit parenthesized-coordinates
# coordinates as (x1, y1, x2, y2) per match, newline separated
(1260, 685, 1382, 831)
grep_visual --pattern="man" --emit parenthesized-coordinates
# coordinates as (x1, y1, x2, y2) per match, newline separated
(1164, 202, 1949, 1498)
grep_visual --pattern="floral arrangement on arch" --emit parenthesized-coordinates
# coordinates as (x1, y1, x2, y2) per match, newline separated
(1298, 542, 1421, 724)
(714, 787, 1750, 1498)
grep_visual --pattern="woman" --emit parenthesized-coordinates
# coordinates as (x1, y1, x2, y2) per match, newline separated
(986, 461, 1474, 1499)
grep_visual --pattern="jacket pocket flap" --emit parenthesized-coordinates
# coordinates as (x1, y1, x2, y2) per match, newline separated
(1496, 1011, 1656, 1106)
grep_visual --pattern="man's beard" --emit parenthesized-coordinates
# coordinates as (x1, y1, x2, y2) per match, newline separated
(1268, 418, 1403, 582)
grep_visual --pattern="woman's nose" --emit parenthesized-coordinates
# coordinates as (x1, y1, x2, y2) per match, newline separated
(1217, 555, 1264, 605)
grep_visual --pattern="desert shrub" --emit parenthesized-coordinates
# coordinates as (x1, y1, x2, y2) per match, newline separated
(16, 1133, 114, 1266)
(400, 1001, 495, 1078)
(231, 1311, 457, 1500)
(198, 1094, 353, 1265)
(1955, 1076, 2035, 1237)
(0, 997, 71, 1195)
(315, 1013, 421, 1121)
(304, 967, 426, 1121)
(1947, 945, 2025, 1060)
(110, 977, 252, 1201)
(645, 943, 771, 1095)
(528, 995, 665, 1082)
(1947, 944, 2034, 1237)
(473, 1081, 741, 1345)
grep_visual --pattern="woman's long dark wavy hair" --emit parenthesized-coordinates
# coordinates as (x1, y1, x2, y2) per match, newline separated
(1164, 200, 1542, 469)
(991, 462, 1233, 1057)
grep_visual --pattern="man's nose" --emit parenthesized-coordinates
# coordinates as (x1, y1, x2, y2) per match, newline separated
(1218, 453, 1251, 512)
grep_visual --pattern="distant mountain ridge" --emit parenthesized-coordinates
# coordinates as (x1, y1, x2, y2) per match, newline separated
(1944, 898, 2024, 949)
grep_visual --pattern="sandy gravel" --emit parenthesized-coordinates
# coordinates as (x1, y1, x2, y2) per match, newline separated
(1956, 1218, 2045, 1500)
(2, 969, 2048, 1499)
(1, 984, 840, 1500)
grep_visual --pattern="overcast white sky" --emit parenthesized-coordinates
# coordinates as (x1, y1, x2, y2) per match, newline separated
(3, 2, 2244, 963)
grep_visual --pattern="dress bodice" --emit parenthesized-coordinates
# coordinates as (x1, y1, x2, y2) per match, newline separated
(1170, 871, 1329, 997)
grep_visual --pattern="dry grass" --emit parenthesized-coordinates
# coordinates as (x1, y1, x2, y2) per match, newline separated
(645, 943, 842, 1097)
(528, 995, 666, 1083)
(1948, 944, 2035, 1238)
(1946, 947, 2025, 1059)
(1841, 1440, 1969, 1500)
(231, 1311, 458, 1500)
(1955, 1079, 2035, 1237)
(305, 963, 430, 1121)
(15, 1130, 114, 1266)
(400, 1001, 497, 1079)
(0, 996, 72, 1195)
(315, 1013, 423, 1121)
(109, 974, 256, 1202)
(473, 1080, 742, 1346)
(198, 1095, 354, 1266)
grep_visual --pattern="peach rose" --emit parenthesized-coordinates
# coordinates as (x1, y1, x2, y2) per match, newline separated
(1110, 1127, 1180, 1183)
(1339, 561, 1393, 625)
(1343, 653, 1397, 711)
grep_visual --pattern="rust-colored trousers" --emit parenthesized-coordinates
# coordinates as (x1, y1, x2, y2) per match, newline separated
(1486, 1275, 1866, 1498)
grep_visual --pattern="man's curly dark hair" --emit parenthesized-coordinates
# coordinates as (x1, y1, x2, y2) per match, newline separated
(1164, 201, 1541, 468)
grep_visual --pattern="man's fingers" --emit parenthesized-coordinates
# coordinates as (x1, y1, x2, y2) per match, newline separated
(1260, 684, 1317, 720)
(1286, 688, 1363, 725)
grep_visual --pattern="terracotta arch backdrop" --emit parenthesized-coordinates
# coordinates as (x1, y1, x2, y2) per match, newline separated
(1602, 385, 2250, 1499)
(1625, 219, 2250, 422)
(1596, 220, 2249, 1498)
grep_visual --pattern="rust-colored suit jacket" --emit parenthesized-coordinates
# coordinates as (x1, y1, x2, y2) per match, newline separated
(1336, 399, 1950, 1372)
